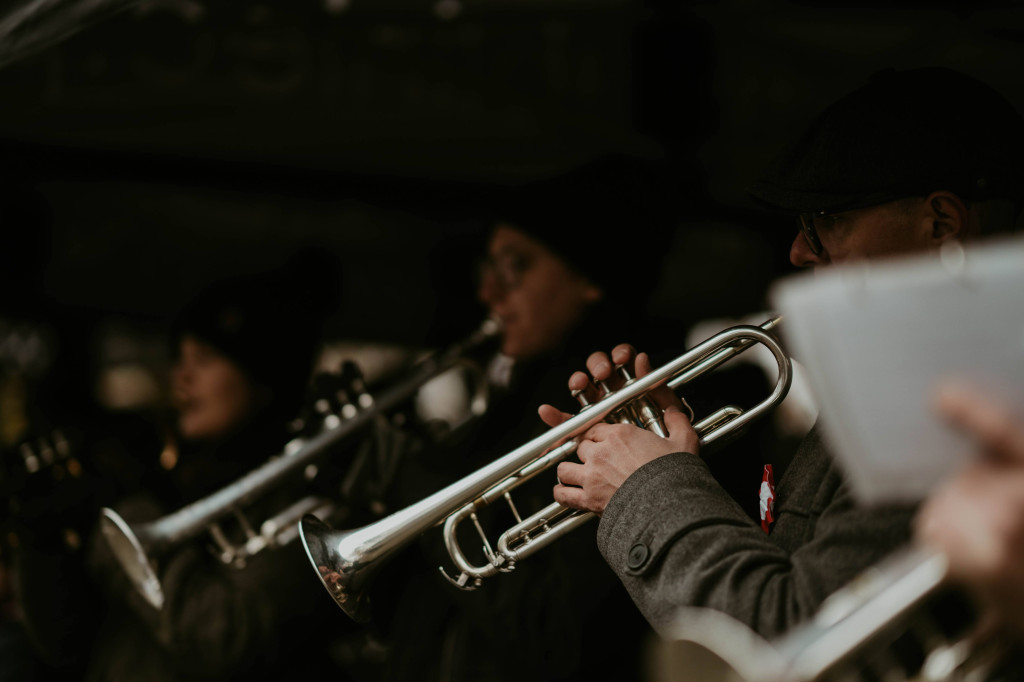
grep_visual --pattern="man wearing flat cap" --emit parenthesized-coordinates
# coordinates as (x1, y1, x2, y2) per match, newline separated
(539, 66, 1024, 642)
(752, 66, 1024, 266)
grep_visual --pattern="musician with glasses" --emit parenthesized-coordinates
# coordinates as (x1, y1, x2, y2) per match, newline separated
(365, 155, 683, 682)
(539, 66, 1024, 640)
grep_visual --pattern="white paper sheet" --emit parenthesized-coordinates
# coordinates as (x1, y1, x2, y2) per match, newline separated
(769, 235, 1024, 504)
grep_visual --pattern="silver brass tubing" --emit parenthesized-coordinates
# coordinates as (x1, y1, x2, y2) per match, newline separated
(100, 317, 502, 610)
(658, 546, 1010, 681)
(494, 403, 749, 573)
(300, 318, 791, 622)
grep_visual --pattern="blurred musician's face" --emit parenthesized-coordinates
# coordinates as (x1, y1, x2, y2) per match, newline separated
(172, 335, 258, 442)
(478, 224, 602, 360)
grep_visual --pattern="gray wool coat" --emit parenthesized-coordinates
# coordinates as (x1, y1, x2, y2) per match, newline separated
(596, 425, 917, 640)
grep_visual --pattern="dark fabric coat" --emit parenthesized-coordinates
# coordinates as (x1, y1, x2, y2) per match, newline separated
(365, 302, 664, 682)
(83, 419, 355, 682)
(597, 424, 917, 640)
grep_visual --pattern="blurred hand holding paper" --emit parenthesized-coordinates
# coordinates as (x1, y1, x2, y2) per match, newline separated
(769, 236, 1024, 505)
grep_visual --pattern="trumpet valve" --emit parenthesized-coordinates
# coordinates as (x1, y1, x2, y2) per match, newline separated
(594, 374, 630, 425)
(632, 397, 668, 437)
(616, 364, 636, 382)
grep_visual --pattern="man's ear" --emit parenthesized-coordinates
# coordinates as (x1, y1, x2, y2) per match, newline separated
(923, 190, 969, 244)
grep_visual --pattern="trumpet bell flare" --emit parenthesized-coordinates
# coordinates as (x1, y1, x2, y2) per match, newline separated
(298, 514, 372, 623)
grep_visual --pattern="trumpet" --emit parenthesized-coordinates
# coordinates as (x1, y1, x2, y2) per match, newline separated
(98, 317, 502, 610)
(654, 545, 1015, 682)
(299, 316, 792, 622)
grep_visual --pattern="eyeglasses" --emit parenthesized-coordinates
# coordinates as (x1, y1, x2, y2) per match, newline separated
(478, 251, 531, 291)
(797, 210, 830, 256)
(797, 195, 922, 256)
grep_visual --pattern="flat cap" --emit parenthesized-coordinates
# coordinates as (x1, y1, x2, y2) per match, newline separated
(749, 67, 1024, 214)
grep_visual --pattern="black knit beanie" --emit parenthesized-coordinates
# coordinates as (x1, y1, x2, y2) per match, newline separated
(170, 247, 342, 421)
(490, 154, 679, 303)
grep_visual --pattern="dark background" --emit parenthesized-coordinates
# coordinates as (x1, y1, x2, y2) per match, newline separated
(2, 0, 1024, 418)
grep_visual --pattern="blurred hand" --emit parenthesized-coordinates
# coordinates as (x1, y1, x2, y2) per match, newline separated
(539, 345, 698, 515)
(915, 382, 1024, 639)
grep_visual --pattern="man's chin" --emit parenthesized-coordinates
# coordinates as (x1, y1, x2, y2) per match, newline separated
(177, 416, 211, 443)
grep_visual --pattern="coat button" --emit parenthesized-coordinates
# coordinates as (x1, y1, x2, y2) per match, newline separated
(627, 542, 649, 569)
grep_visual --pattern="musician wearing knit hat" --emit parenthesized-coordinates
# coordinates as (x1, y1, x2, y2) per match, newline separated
(169, 249, 339, 452)
(375, 154, 676, 682)
(478, 153, 677, 362)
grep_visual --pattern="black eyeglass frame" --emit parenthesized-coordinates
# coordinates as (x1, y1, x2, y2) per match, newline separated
(797, 210, 828, 256)
(476, 252, 531, 292)
(795, 186, 960, 257)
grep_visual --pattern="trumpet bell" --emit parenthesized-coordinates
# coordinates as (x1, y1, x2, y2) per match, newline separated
(99, 508, 165, 610)
(95, 317, 502, 611)
(299, 514, 372, 623)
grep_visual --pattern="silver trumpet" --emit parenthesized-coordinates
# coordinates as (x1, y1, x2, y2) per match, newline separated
(99, 317, 502, 610)
(299, 316, 792, 622)
(655, 545, 1015, 682)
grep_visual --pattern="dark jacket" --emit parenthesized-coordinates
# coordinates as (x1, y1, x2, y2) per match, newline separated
(84, 419, 353, 682)
(368, 303, 663, 682)
(597, 424, 917, 640)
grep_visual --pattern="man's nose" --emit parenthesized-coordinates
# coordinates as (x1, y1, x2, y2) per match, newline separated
(477, 269, 506, 305)
(789, 231, 828, 268)
(171, 363, 192, 389)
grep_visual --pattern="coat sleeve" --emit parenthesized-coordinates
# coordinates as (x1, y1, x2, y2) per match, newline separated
(88, 493, 336, 680)
(596, 446, 915, 640)
(148, 543, 312, 676)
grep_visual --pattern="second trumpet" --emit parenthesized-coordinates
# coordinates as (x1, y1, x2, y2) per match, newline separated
(300, 317, 792, 622)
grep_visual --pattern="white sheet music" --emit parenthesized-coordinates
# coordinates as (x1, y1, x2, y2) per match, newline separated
(769, 235, 1024, 504)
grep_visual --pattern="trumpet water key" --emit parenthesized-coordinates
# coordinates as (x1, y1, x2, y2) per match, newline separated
(299, 317, 791, 622)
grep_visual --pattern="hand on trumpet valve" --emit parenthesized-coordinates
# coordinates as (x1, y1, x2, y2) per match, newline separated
(538, 344, 700, 516)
